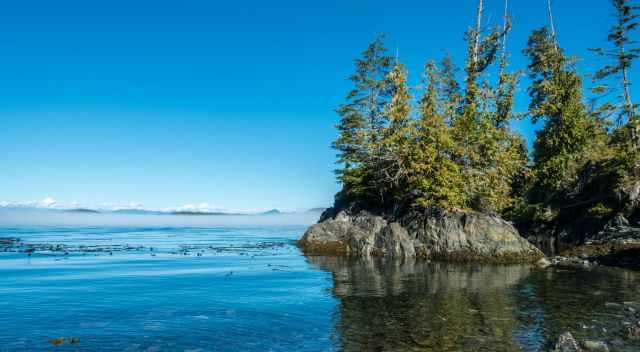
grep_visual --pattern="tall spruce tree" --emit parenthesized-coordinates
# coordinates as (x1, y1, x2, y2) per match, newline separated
(376, 63, 414, 206)
(524, 28, 595, 200)
(591, 0, 640, 125)
(590, 0, 640, 198)
(333, 35, 393, 204)
(450, 0, 523, 213)
(409, 61, 465, 210)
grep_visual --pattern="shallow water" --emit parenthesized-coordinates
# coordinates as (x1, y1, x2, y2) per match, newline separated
(0, 226, 639, 351)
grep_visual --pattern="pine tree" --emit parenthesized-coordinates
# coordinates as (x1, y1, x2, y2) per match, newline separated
(333, 35, 393, 204)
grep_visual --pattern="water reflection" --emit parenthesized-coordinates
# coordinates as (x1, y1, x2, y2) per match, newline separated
(308, 256, 640, 352)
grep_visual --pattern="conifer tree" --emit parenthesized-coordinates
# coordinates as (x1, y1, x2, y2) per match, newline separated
(453, 2, 501, 182)
(524, 28, 595, 199)
(591, 0, 640, 125)
(439, 56, 464, 122)
(450, 0, 522, 213)
(333, 35, 393, 203)
(409, 61, 465, 210)
(375, 63, 414, 206)
(495, 0, 520, 127)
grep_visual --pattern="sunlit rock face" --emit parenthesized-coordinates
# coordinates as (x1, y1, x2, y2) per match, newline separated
(298, 208, 543, 263)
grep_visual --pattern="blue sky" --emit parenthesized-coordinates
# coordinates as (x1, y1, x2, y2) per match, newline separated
(0, 0, 636, 211)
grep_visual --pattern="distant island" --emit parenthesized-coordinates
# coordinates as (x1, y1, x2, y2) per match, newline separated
(299, 0, 640, 269)
(65, 208, 101, 214)
(0, 205, 324, 217)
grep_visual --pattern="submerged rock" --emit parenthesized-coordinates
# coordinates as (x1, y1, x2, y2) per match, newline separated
(554, 332, 582, 352)
(628, 321, 640, 341)
(549, 256, 594, 269)
(581, 340, 609, 352)
(536, 257, 552, 268)
(299, 208, 543, 263)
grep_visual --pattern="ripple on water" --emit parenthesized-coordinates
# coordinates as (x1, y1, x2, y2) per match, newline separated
(0, 226, 639, 351)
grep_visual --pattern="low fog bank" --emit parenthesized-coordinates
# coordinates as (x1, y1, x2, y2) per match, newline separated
(0, 208, 322, 227)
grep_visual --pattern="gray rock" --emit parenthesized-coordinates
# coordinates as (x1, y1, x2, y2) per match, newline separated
(628, 322, 640, 341)
(622, 181, 640, 208)
(581, 340, 609, 352)
(405, 211, 543, 261)
(554, 332, 582, 352)
(299, 208, 543, 262)
(536, 257, 552, 268)
(373, 223, 415, 258)
(550, 256, 593, 269)
(589, 214, 640, 244)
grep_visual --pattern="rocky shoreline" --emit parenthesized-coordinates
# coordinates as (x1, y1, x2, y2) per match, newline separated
(299, 206, 640, 270)
(298, 207, 543, 263)
(299, 206, 640, 350)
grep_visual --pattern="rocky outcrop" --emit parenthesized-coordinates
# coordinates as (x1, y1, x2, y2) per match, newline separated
(298, 208, 543, 263)
(588, 214, 640, 245)
(552, 333, 613, 352)
(555, 214, 640, 270)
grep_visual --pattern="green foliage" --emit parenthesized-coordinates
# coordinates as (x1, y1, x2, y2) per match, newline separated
(373, 63, 414, 206)
(332, 25, 526, 214)
(523, 28, 600, 201)
(590, 0, 640, 125)
(588, 203, 615, 217)
(333, 34, 393, 204)
(330, 3, 640, 232)
(408, 61, 465, 210)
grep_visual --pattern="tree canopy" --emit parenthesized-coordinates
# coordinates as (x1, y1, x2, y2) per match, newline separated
(331, 0, 640, 232)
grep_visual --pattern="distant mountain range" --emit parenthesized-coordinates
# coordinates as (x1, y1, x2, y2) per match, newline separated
(170, 208, 284, 216)
(111, 209, 166, 215)
(0, 205, 326, 216)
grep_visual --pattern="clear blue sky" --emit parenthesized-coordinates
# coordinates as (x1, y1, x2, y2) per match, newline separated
(0, 0, 635, 211)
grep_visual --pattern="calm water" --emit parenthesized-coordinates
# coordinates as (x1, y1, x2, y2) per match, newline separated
(0, 226, 639, 351)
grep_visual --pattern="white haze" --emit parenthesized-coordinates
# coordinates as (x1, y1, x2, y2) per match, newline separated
(0, 209, 321, 227)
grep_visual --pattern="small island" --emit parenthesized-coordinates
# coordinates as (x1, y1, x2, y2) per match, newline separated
(299, 0, 640, 270)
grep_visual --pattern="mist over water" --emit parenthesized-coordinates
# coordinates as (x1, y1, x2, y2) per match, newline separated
(0, 208, 321, 227)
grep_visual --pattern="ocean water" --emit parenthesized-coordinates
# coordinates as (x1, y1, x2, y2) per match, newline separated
(0, 225, 639, 351)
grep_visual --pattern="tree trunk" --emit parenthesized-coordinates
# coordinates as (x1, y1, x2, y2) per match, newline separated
(547, 0, 558, 50)
(621, 45, 634, 122)
(472, 0, 484, 67)
(502, 0, 509, 55)
(499, 0, 509, 77)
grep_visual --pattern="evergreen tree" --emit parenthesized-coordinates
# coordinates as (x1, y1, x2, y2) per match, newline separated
(591, 0, 640, 126)
(523, 28, 595, 200)
(590, 0, 640, 201)
(408, 61, 465, 210)
(495, 0, 520, 127)
(439, 56, 464, 122)
(333, 35, 393, 204)
(450, 0, 523, 214)
(375, 63, 414, 206)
